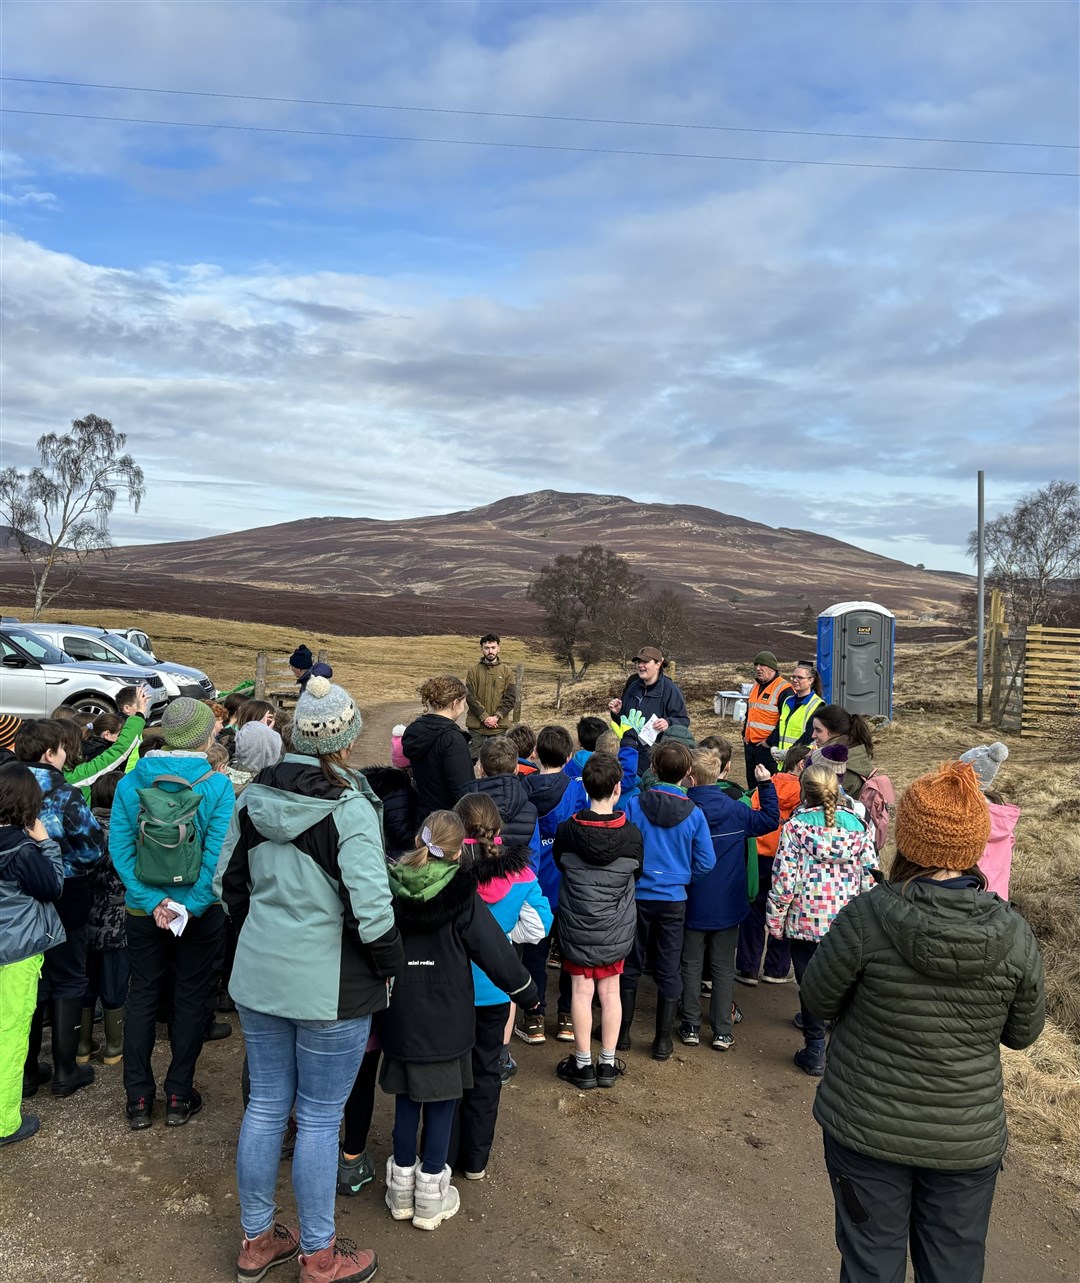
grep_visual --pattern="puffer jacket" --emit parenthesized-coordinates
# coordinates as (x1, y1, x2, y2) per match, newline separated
(26, 764, 104, 879)
(401, 714, 474, 822)
(0, 826, 66, 964)
(214, 756, 403, 1021)
(469, 845, 552, 1005)
(361, 765, 419, 856)
(765, 805, 876, 942)
(459, 774, 541, 857)
(554, 810, 643, 967)
(87, 809, 126, 953)
(801, 876, 1045, 1170)
(381, 860, 537, 1064)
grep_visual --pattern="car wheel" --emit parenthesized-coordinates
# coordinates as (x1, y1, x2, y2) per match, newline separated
(66, 694, 117, 718)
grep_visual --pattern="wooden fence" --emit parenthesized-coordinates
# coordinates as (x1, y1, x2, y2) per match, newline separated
(254, 648, 329, 707)
(1021, 625, 1080, 735)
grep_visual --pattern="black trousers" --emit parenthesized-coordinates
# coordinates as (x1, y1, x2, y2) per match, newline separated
(456, 1002, 510, 1174)
(622, 900, 686, 1000)
(823, 1132, 1000, 1283)
(42, 876, 92, 1000)
(123, 905, 225, 1103)
(342, 1048, 381, 1155)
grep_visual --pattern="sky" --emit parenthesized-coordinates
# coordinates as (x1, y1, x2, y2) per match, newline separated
(0, 0, 1077, 572)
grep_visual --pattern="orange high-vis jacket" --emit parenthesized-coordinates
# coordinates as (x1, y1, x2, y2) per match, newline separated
(744, 675, 792, 744)
(751, 771, 803, 860)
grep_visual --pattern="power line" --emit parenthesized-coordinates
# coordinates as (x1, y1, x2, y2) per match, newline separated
(2, 74, 1076, 152)
(4, 107, 1077, 178)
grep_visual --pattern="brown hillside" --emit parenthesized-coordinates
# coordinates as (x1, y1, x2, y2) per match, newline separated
(0, 490, 967, 651)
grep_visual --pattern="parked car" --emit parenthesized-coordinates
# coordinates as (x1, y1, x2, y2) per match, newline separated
(0, 625, 169, 720)
(22, 624, 216, 703)
(111, 627, 156, 658)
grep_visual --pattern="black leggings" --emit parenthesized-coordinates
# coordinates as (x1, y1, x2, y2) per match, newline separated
(393, 1096, 456, 1174)
(342, 1048, 381, 1155)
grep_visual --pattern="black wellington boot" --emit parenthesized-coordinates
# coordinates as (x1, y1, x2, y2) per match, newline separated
(616, 986, 637, 1052)
(652, 997, 679, 1062)
(23, 1003, 50, 1097)
(51, 998, 96, 1097)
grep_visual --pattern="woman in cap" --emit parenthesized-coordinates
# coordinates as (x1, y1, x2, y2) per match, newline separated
(800, 761, 1044, 1283)
(608, 646, 690, 777)
(216, 676, 404, 1283)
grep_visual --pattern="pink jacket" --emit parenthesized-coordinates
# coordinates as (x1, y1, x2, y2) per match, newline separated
(766, 806, 877, 943)
(979, 801, 1020, 899)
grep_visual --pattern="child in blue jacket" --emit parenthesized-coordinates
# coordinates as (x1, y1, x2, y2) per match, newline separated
(681, 749, 778, 1051)
(454, 794, 551, 1179)
(618, 740, 715, 1062)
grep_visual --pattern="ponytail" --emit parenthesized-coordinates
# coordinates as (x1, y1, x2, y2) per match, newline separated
(400, 810, 464, 869)
(800, 764, 840, 829)
(847, 713, 875, 757)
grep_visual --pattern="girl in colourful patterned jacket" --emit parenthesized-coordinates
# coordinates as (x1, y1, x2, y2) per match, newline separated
(766, 763, 876, 1078)
(453, 793, 551, 1180)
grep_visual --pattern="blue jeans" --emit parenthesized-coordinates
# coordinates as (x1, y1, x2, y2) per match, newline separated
(236, 1006, 370, 1254)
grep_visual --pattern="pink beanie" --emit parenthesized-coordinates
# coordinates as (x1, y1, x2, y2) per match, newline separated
(390, 725, 410, 771)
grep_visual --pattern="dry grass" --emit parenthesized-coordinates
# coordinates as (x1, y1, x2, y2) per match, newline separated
(5, 607, 1078, 1176)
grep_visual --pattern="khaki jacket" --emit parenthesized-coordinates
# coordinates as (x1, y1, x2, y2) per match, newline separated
(466, 659, 517, 733)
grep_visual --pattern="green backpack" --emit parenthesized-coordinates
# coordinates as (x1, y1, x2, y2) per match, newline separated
(134, 770, 214, 888)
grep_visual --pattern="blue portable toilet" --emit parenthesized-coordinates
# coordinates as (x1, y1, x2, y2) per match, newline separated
(817, 601, 895, 720)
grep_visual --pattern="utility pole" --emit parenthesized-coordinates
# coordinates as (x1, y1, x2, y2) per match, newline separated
(976, 470, 985, 723)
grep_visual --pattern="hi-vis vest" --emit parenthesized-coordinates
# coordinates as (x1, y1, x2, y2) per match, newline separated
(773, 693, 824, 762)
(744, 676, 791, 744)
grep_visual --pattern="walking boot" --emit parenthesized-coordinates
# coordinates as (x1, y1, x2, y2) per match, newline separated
(412, 1165, 460, 1231)
(50, 998, 96, 1097)
(76, 1006, 98, 1064)
(652, 997, 679, 1062)
(615, 986, 637, 1052)
(236, 1222, 298, 1283)
(22, 1004, 50, 1097)
(298, 1235, 377, 1283)
(384, 1157, 416, 1220)
(102, 1007, 125, 1066)
(793, 1037, 826, 1077)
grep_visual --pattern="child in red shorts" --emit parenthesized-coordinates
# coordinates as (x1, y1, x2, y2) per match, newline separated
(552, 753, 643, 1089)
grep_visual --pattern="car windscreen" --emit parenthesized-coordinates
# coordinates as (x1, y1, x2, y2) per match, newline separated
(103, 633, 156, 664)
(5, 629, 73, 665)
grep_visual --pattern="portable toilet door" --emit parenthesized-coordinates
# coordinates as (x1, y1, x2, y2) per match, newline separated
(816, 601, 896, 720)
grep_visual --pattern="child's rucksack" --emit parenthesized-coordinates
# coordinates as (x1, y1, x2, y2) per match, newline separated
(859, 769, 895, 852)
(134, 771, 214, 887)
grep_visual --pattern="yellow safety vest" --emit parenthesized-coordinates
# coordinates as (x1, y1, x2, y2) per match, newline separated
(773, 693, 824, 762)
(744, 676, 791, 744)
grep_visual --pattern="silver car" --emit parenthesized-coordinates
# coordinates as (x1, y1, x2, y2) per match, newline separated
(27, 624, 217, 703)
(0, 625, 169, 720)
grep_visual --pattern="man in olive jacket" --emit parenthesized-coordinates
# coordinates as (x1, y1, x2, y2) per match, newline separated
(465, 634, 517, 759)
(800, 761, 1044, 1283)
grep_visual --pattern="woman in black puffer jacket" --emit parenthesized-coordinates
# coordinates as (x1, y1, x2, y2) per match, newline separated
(801, 761, 1044, 1283)
(400, 676, 474, 824)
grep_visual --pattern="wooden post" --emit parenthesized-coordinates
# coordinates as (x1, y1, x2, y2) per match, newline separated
(254, 651, 267, 700)
(513, 663, 524, 722)
(990, 633, 1003, 726)
(555, 676, 563, 713)
(317, 648, 329, 665)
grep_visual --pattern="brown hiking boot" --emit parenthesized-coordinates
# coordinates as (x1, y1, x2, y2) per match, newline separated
(236, 1222, 299, 1282)
(299, 1236, 377, 1283)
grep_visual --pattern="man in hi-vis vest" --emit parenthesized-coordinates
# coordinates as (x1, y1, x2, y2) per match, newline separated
(742, 651, 791, 785)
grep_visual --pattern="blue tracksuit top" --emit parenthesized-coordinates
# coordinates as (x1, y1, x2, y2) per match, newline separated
(621, 784, 715, 902)
(685, 781, 780, 930)
(522, 770, 588, 912)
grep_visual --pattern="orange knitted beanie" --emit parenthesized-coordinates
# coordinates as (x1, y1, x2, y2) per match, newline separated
(895, 761, 991, 870)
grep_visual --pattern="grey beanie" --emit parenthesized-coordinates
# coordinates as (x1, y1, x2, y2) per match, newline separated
(959, 742, 1009, 789)
(293, 676, 362, 756)
(160, 698, 215, 750)
(234, 721, 283, 774)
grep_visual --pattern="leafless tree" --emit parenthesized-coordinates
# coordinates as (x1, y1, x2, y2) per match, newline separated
(0, 414, 145, 619)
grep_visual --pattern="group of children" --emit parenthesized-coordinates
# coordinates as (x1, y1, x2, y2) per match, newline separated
(0, 666, 1021, 1266)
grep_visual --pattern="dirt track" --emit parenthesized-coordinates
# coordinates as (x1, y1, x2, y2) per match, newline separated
(2, 702, 1074, 1283)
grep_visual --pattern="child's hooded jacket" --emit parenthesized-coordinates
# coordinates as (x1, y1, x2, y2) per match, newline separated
(554, 809, 643, 967)
(685, 779, 780, 931)
(765, 805, 876, 943)
(0, 827, 66, 964)
(26, 764, 103, 879)
(621, 784, 714, 901)
(381, 860, 537, 1064)
(468, 844, 552, 1005)
(522, 770, 588, 911)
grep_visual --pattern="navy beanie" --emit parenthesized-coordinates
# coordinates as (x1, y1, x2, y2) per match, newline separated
(289, 644, 314, 671)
